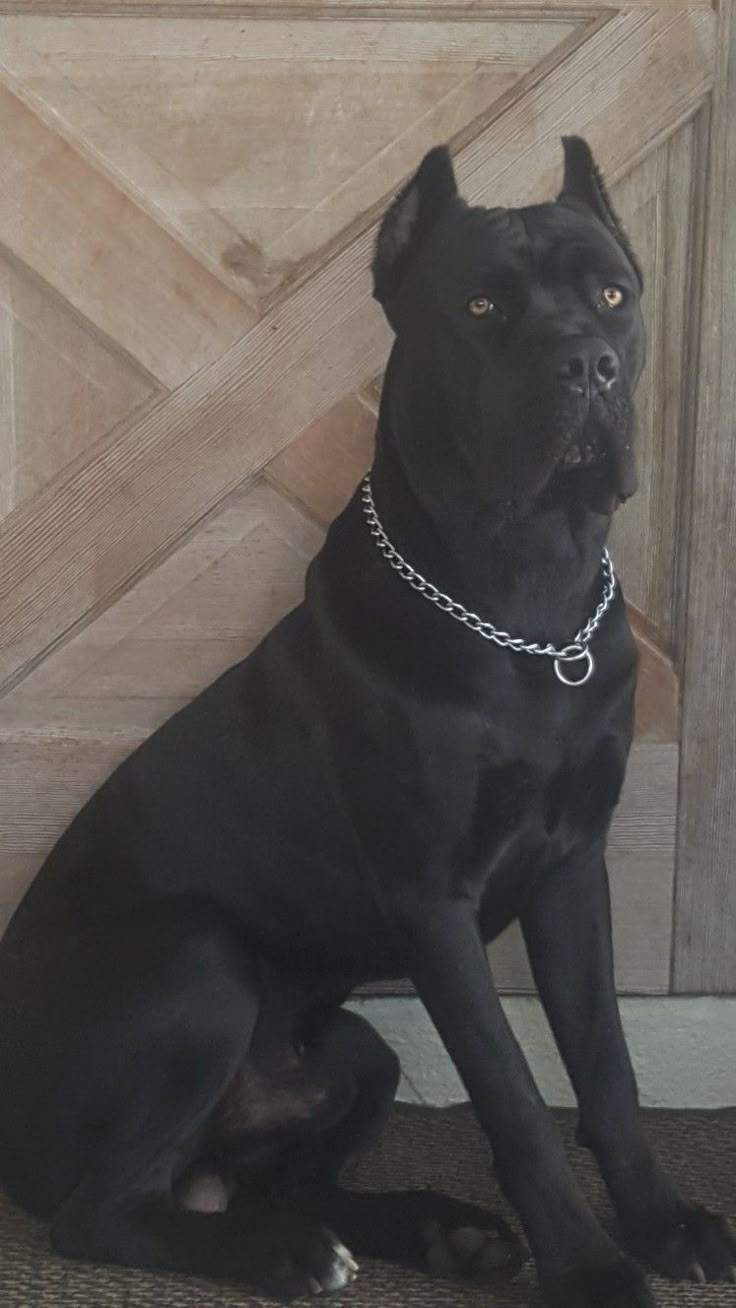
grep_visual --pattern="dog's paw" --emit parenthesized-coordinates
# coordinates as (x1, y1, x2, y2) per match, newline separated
(253, 1217, 358, 1300)
(543, 1254, 654, 1308)
(627, 1203, 736, 1283)
(421, 1209, 526, 1282)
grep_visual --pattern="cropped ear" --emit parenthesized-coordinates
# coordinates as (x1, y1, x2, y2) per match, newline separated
(558, 136, 642, 286)
(372, 146, 458, 307)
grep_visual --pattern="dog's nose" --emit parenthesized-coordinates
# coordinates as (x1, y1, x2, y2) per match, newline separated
(559, 346, 619, 397)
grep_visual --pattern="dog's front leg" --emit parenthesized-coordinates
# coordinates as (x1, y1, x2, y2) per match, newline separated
(521, 847, 735, 1284)
(395, 893, 653, 1308)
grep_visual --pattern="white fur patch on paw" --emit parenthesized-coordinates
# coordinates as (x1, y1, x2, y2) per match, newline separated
(177, 1171, 232, 1213)
(310, 1234, 359, 1293)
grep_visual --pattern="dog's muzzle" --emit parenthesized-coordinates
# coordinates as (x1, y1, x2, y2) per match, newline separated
(551, 339, 636, 509)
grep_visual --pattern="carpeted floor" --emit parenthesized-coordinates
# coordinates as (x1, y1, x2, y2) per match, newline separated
(0, 1105, 734, 1307)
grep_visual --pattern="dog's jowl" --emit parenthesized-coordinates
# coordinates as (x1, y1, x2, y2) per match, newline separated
(0, 140, 733, 1306)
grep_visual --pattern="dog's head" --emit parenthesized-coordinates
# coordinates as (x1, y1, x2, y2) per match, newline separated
(372, 138, 645, 517)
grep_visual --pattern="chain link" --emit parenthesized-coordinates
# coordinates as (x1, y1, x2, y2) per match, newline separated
(360, 475, 616, 670)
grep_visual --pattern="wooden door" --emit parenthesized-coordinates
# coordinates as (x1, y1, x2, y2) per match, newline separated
(0, 3, 733, 996)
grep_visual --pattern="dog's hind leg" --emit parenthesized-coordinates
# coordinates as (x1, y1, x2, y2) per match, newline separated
(16, 901, 357, 1299)
(53, 1166, 357, 1298)
(270, 1008, 527, 1285)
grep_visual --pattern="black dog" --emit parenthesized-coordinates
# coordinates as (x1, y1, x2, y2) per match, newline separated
(0, 139, 733, 1307)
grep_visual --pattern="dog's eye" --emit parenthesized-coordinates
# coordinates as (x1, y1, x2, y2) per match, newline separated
(601, 286, 625, 309)
(467, 296, 494, 317)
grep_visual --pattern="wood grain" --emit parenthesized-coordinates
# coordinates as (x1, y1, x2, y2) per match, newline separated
(0, 9, 714, 697)
(455, 10, 714, 211)
(0, 15, 575, 303)
(0, 2, 714, 13)
(0, 81, 254, 387)
(266, 395, 375, 525)
(0, 241, 391, 694)
(0, 250, 156, 523)
(0, 39, 264, 310)
(674, 0, 736, 994)
(609, 120, 701, 650)
(0, 14, 578, 60)
(4, 482, 323, 706)
(630, 610, 678, 744)
(0, 855, 41, 937)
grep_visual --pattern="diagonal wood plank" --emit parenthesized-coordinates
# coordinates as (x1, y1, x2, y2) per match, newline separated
(0, 14, 582, 310)
(266, 394, 375, 527)
(4, 481, 323, 708)
(454, 9, 714, 206)
(0, 40, 261, 309)
(0, 81, 255, 386)
(0, 486, 322, 730)
(0, 262, 393, 694)
(0, 9, 715, 696)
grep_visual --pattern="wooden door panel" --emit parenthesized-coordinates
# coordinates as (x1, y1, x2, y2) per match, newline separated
(0, 10, 713, 692)
(0, 3, 731, 994)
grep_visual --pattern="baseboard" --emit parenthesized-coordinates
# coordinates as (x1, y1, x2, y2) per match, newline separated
(347, 996, 736, 1109)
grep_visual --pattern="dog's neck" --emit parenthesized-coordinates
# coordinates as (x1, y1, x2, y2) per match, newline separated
(370, 378, 611, 649)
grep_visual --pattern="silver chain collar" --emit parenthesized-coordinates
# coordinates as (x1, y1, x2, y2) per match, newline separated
(360, 474, 616, 687)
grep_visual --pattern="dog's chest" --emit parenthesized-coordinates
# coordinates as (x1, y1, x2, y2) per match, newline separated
(455, 730, 627, 921)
